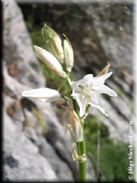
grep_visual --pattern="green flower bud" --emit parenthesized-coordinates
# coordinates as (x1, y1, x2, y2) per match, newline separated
(42, 24, 64, 64)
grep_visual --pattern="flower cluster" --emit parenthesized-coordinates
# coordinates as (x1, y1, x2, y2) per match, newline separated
(38, 24, 74, 75)
(22, 25, 117, 162)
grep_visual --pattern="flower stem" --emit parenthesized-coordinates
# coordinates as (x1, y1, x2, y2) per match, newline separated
(77, 122, 87, 182)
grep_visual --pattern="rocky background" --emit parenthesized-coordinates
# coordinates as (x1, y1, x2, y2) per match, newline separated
(3, 0, 135, 182)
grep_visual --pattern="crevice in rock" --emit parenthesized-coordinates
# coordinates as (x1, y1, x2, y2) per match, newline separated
(45, 134, 78, 181)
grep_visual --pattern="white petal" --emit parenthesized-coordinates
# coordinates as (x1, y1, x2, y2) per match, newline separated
(22, 88, 61, 102)
(73, 95, 87, 117)
(37, 99, 48, 102)
(88, 94, 108, 116)
(72, 81, 81, 91)
(71, 92, 79, 97)
(92, 72, 112, 86)
(95, 85, 117, 97)
(72, 74, 93, 90)
(79, 74, 93, 86)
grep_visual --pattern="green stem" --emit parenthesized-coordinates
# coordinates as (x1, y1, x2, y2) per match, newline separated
(77, 122, 87, 182)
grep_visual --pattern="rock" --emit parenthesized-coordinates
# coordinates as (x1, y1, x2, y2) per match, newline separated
(110, 96, 132, 121)
(24, 128, 38, 143)
(3, 0, 45, 88)
(3, 62, 32, 99)
(36, 137, 74, 181)
(89, 97, 130, 142)
(3, 111, 57, 181)
(86, 4, 133, 73)
(23, 109, 43, 136)
(4, 94, 15, 109)
(112, 76, 133, 98)
(29, 101, 79, 180)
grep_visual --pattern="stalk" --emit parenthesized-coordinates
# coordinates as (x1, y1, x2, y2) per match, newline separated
(77, 122, 87, 182)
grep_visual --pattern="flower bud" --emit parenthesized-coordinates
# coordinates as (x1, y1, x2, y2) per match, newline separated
(34, 46, 67, 78)
(42, 24, 64, 63)
(97, 62, 110, 76)
(22, 88, 61, 102)
(65, 100, 83, 143)
(63, 34, 74, 72)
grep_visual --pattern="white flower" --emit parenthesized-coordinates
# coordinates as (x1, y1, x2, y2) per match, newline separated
(71, 72, 117, 117)
(34, 46, 66, 78)
(22, 88, 61, 102)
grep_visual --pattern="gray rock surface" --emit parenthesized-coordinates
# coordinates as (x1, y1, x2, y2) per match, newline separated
(3, 110, 57, 181)
(36, 137, 73, 180)
(87, 4, 133, 73)
(3, 0, 45, 88)
(32, 101, 78, 180)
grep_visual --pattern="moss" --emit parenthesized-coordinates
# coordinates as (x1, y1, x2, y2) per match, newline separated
(116, 89, 125, 98)
(24, 118, 35, 129)
(130, 99, 135, 114)
(5, 15, 12, 23)
(85, 114, 134, 182)
(103, 94, 111, 101)
(99, 140, 133, 182)
(30, 29, 45, 48)
(6, 99, 21, 118)
(32, 108, 47, 135)
(7, 106, 15, 118)
(56, 107, 62, 116)
(84, 115, 109, 145)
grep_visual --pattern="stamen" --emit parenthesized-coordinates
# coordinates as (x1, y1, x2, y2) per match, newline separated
(91, 88, 96, 91)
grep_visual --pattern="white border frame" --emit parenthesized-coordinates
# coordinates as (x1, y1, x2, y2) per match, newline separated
(16, 0, 137, 181)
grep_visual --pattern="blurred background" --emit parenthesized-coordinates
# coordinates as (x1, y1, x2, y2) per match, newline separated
(3, 0, 135, 182)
